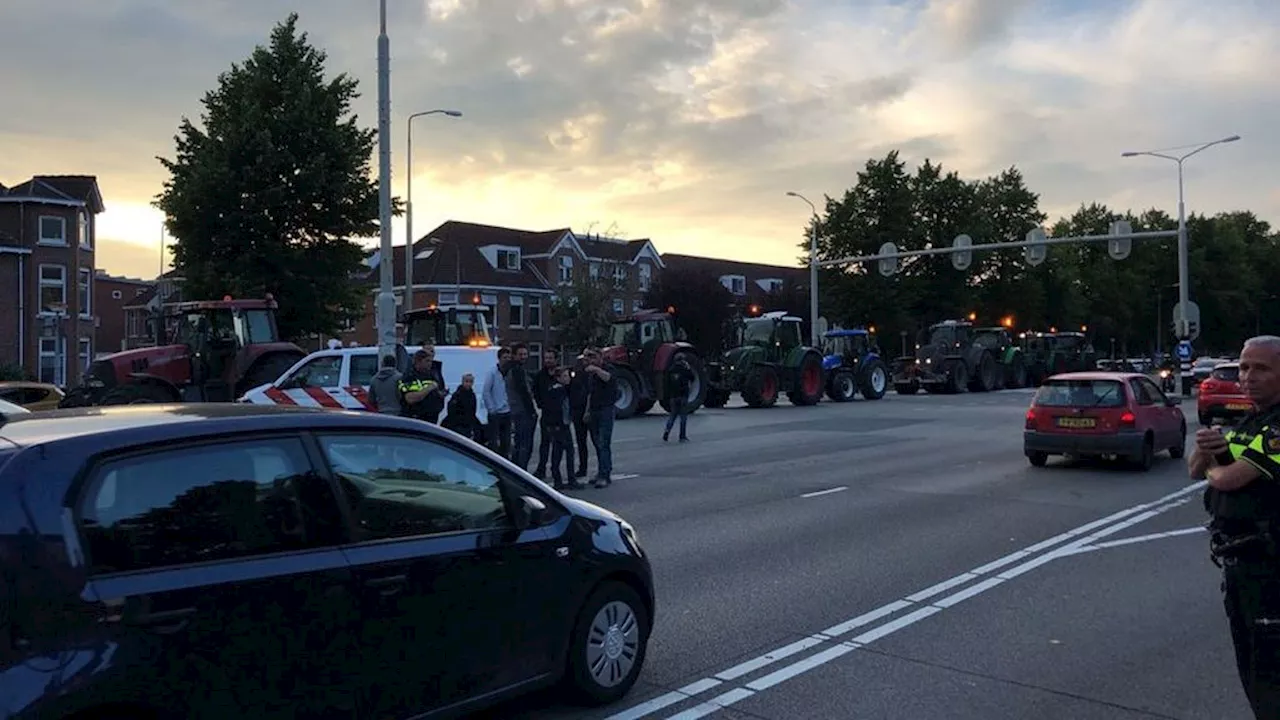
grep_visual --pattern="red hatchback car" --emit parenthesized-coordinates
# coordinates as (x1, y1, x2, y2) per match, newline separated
(1197, 361, 1254, 425)
(1024, 371, 1186, 470)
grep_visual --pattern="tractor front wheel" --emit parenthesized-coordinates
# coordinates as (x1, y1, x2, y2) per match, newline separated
(859, 359, 888, 400)
(612, 367, 642, 419)
(827, 370, 857, 402)
(101, 383, 178, 405)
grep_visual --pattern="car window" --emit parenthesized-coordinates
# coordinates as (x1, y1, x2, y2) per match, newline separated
(316, 433, 509, 541)
(1138, 378, 1168, 405)
(349, 354, 380, 387)
(1211, 366, 1240, 382)
(1034, 379, 1125, 408)
(1128, 379, 1156, 405)
(0, 388, 21, 404)
(285, 355, 343, 388)
(78, 437, 336, 574)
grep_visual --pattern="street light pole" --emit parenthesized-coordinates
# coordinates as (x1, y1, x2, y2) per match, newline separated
(1122, 134, 1240, 395)
(375, 0, 396, 362)
(786, 191, 821, 347)
(404, 109, 462, 315)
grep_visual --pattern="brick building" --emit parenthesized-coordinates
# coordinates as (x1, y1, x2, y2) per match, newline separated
(352, 221, 664, 358)
(659, 253, 809, 310)
(0, 176, 104, 385)
(93, 271, 155, 353)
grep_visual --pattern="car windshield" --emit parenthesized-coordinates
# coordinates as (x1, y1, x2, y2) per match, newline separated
(1034, 379, 1125, 408)
(1211, 366, 1240, 382)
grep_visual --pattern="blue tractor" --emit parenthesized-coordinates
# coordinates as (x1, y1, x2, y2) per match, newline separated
(821, 328, 889, 401)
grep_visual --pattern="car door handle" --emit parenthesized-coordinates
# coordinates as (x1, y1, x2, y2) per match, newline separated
(126, 606, 196, 631)
(363, 574, 408, 596)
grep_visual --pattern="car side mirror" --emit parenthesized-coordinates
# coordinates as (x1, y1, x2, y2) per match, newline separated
(512, 495, 547, 531)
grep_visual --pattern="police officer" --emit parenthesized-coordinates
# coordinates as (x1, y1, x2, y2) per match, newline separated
(399, 346, 447, 423)
(1191, 335, 1280, 719)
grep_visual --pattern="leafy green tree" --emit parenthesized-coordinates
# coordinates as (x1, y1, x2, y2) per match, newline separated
(642, 268, 735, 356)
(550, 276, 614, 350)
(155, 14, 380, 340)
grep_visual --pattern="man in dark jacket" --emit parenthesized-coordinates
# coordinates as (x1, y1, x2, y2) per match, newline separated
(533, 349, 560, 478)
(582, 347, 617, 488)
(570, 354, 591, 479)
(400, 347, 447, 423)
(663, 357, 694, 442)
(441, 373, 481, 441)
(507, 343, 538, 469)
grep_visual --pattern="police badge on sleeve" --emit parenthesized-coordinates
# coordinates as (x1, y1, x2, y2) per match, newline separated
(1266, 426, 1280, 454)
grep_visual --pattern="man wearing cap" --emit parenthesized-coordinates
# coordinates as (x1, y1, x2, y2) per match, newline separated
(400, 346, 447, 423)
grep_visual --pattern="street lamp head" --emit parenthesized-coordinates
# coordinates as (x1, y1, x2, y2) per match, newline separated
(442, 110, 463, 117)
(1120, 151, 1140, 157)
(1222, 134, 1241, 143)
(785, 191, 799, 197)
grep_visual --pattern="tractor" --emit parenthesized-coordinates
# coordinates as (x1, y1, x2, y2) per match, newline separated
(1020, 331, 1098, 385)
(60, 295, 307, 406)
(971, 326, 1030, 389)
(703, 311, 825, 408)
(821, 328, 889, 401)
(600, 308, 709, 419)
(892, 319, 999, 394)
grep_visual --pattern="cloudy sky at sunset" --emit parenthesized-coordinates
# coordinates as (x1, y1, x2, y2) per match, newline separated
(2, 0, 1276, 280)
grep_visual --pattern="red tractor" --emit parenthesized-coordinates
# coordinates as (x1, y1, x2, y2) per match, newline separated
(60, 295, 307, 406)
(600, 308, 709, 419)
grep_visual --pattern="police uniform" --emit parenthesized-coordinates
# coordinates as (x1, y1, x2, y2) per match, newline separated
(399, 361, 445, 423)
(1205, 402, 1280, 718)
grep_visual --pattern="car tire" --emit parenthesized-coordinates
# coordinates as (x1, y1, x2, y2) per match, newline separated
(1169, 423, 1187, 459)
(564, 581, 651, 706)
(1133, 434, 1155, 471)
(1027, 451, 1048, 467)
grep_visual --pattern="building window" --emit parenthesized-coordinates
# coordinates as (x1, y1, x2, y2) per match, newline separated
(39, 264, 67, 313)
(613, 264, 627, 288)
(481, 293, 498, 305)
(558, 255, 574, 284)
(528, 342, 543, 362)
(720, 274, 746, 295)
(612, 298, 624, 315)
(508, 295, 524, 327)
(79, 337, 92, 374)
(639, 264, 652, 291)
(38, 216, 67, 246)
(438, 290, 459, 306)
(79, 268, 92, 317)
(39, 337, 65, 386)
(79, 212, 91, 250)
(589, 262, 600, 279)
(111, 290, 123, 300)
(497, 248, 521, 270)
(632, 299, 642, 313)
(527, 298, 542, 328)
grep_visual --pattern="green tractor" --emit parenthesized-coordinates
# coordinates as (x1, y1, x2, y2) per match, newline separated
(1020, 331, 1098, 385)
(703, 311, 825, 408)
(972, 326, 1030, 389)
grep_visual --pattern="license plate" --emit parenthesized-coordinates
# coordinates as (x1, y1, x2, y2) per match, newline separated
(1055, 416, 1096, 429)
(1226, 403, 1252, 411)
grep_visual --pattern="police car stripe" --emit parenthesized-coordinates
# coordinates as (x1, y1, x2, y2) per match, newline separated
(303, 387, 345, 409)
(264, 387, 297, 405)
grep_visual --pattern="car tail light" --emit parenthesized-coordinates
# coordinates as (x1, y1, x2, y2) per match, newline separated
(1200, 380, 1218, 394)
(1119, 410, 1136, 427)
(1026, 408, 1036, 429)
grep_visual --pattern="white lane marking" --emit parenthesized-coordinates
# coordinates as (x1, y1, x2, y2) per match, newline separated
(745, 641, 863, 692)
(800, 486, 848, 498)
(664, 687, 758, 720)
(614, 473, 641, 480)
(1067, 525, 1207, 554)
(607, 480, 1207, 720)
(714, 635, 827, 681)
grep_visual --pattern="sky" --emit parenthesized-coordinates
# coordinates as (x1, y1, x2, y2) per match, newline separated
(2, 0, 1277, 280)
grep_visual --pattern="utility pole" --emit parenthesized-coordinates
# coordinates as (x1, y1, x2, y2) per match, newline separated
(374, 0, 396, 362)
(786, 191, 821, 347)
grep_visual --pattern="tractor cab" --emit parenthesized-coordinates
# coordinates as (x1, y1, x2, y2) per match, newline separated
(823, 328, 877, 360)
(604, 309, 685, 367)
(737, 312, 803, 353)
(972, 327, 1013, 352)
(403, 304, 494, 348)
(922, 319, 973, 351)
(162, 297, 291, 398)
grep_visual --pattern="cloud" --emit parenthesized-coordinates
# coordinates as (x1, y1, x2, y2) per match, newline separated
(1, 0, 1276, 280)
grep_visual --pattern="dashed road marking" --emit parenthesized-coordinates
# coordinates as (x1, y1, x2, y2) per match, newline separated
(800, 486, 848, 498)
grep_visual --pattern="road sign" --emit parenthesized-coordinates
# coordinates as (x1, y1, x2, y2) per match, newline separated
(1108, 220, 1132, 260)
(1024, 228, 1047, 266)
(1176, 340, 1193, 361)
(952, 234, 973, 271)
(1172, 301, 1201, 341)
(878, 242, 897, 277)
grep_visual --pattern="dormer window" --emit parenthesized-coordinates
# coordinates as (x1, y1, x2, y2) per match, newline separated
(638, 264, 652, 291)
(558, 255, 574, 284)
(720, 274, 747, 295)
(757, 278, 783, 293)
(497, 248, 521, 270)
(613, 264, 627, 287)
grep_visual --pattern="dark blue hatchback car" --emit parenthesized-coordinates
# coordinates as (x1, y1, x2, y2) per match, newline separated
(0, 404, 654, 719)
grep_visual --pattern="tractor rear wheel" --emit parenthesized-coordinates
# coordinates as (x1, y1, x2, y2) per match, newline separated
(786, 353, 824, 406)
(743, 366, 779, 408)
(1008, 355, 1028, 389)
(827, 370, 856, 402)
(968, 352, 997, 392)
(858, 359, 888, 400)
(612, 367, 642, 419)
(947, 360, 968, 394)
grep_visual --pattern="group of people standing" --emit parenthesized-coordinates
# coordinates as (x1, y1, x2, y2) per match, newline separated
(482, 344, 619, 490)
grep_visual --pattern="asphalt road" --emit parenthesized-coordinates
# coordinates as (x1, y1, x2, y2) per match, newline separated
(474, 388, 1251, 720)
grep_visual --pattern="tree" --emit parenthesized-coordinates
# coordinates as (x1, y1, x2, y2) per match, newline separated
(643, 268, 735, 356)
(155, 14, 379, 340)
(550, 276, 614, 350)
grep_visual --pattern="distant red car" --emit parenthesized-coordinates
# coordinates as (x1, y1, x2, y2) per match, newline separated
(1197, 362, 1253, 425)
(1023, 371, 1186, 471)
